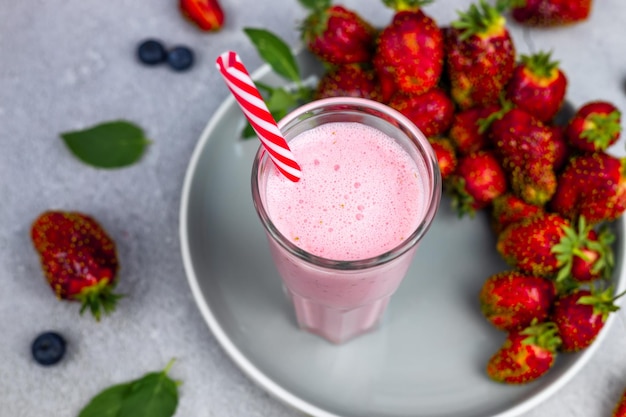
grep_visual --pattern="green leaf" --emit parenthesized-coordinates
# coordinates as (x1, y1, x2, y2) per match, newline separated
(267, 88, 298, 113)
(117, 371, 178, 417)
(298, 0, 331, 11)
(242, 122, 256, 138)
(244, 28, 301, 83)
(78, 360, 179, 417)
(253, 80, 276, 94)
(295, 84, 314, 103)
(495, 0, 525, 12)
(60, 120, 150, 168)
(383, 0, 433, 11)
(452, 0, 503, 41)
(78, 383, 132, 417)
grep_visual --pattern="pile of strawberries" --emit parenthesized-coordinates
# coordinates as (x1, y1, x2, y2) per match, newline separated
(298, 0, 625, 385)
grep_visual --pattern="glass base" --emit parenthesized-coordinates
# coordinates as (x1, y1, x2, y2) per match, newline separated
(287, 289, 390, 344)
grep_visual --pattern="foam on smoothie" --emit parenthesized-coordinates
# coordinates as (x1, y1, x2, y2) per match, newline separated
(265, 122, 428, 261)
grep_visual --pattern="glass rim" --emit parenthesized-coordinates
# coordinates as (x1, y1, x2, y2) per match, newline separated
(251, 97, 442, 270)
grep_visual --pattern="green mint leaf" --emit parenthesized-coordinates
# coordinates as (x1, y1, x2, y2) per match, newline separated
(78, 382, 132, 417)
(295, 85, 314, 103)
(242, 122, 257, 138)
(60, 120, 150, 168)
(77, 360, 179, 417)
(243, 28, 301, 83)
(117, 371, 178, 417)
(253, 80, 275, 94)
(267, 87, 298, 113)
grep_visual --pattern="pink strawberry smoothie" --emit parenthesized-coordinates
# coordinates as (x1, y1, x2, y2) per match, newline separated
(265, 122, 427, 259)
(261, 121, 432, 343)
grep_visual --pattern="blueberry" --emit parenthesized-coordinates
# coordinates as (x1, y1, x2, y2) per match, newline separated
(137, 39, 167, 65)
(167, 46, 194, 71)
(32, 332, 66, 366)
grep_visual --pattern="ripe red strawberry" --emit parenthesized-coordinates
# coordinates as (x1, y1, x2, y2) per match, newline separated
(550, 152, 626, 225)
(552, 287, 622, 352)
(566, 101, 622, 152)
(389, 88, 455, 137)
(447, 150, 507, 217)
(299, 1, 376, 65)
(486, 321, 561, 384)
(511, 0, 592, 27)
(446, 0, 516, 109)
(489, 108, 558, 206)
(314, 64, 380, 101)
(552, 217, 615, 283)
(505, 51, 567, 122)
(613, 388, 626, 417)
(449, 104, 501, 155)
(497, 212, 613, 282)
(179, 0, 224, 31)
(480, 271, 556, 331)
(31, 211, 121, 320)
(549, 124, 571, 172)
(374, 0, 444, 96)
(497, 212, 568, 277)
(428, 137, 457, 180)
(373, 57, 399, 103)
(490, 193, 543, 235)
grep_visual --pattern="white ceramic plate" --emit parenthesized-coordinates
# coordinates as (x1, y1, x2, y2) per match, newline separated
(179, 51, 626, 417)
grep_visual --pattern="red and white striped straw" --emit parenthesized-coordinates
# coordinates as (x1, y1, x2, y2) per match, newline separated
(216, 51, 302, 182)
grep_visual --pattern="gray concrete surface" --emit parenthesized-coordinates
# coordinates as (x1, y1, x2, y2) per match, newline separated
(2, 0, 626, 416)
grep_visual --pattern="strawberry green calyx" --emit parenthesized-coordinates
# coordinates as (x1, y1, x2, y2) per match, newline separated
(552, 217, 615, 282)
(74, 278, 123, 321)
(301, 8, 329, 40)
(521, 51, 559, 79)
(587, 226, 616, 278)
(298, 0, 331, 12)
(577, 286, 625, 322)
(520, 320, 562, 352)
(382, 0, 433, 12)
(581, 110, 622, 149)
(447, 178, 477, 218)
(452, 0, 506, 41)
(494, 0, 526, 13)
(477, 98, 514, 134)
(298, 0, 331, 41)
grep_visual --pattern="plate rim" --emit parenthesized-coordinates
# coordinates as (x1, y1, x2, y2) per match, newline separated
(179, 57, 626, 417)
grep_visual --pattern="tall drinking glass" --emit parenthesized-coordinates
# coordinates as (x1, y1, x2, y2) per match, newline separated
(252, 97, 441, 343)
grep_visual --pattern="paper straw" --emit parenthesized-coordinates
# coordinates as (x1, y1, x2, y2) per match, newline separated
(216, 51, 302, 182)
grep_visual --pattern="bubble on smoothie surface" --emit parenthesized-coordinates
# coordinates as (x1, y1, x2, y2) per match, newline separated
(265, 122, 428, 260)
